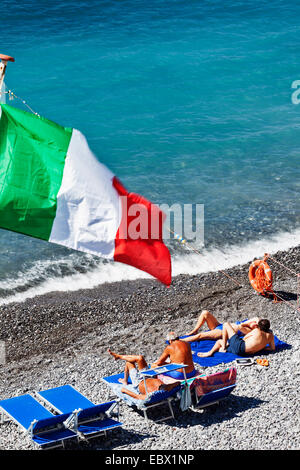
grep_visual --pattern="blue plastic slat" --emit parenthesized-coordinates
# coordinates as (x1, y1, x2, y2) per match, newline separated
(38, 385, 94, 413)
(146, 386, 181, 405)
(102, 373, 131, 385)
(32, 428, 77, 447)
(0, 394, 52, 430)
(78, 401, 116, 421)
(196, 384, 236, 407)
(78, 417, 122, 435)
(32, 412, 73, 432)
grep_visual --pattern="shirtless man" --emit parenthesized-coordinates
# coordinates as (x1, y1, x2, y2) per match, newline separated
(182, 310, 262, 343)
(107, 349, 178, 400)
(198, 319, 275, 358)
(151, 332, 198, 380)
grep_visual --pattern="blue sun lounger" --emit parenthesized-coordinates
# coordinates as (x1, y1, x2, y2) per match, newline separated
(102, 364, 188, 423)
(36, 385, 122, 440)
(193, 383, 236, 408)
(0, 394, 78, 449)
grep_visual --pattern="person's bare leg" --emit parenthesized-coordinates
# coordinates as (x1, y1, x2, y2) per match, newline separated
(121, 380, 178, 400)
(182, 328, 222, 343)
(121, 387, 146, 400)
(107, 349, 147, 369)
(197, 339, 223, 358)
(119, 361, 134, 385)
(221, 322, 236, 350)
(187, 310, 220, 335)
(197, 323, 237, 358)
(108, 349, 148, 386)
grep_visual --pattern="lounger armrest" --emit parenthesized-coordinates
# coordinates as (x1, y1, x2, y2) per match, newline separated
(28, 419, 38, 438)
(106, 400, 119, 418)
(63, 409, 81, 432)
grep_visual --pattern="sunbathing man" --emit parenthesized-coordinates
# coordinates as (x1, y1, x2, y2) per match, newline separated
(182, 310, 263, 343)
(197, 319, 275, 358)
(151, 332, 198, 380)
(107, 349, 178, 400)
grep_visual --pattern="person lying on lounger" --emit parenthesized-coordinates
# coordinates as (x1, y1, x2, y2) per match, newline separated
(197, 319, 275, 358)
(107, 349, 179, 400)
(151, 332, 198, 380)
(182, 310, 264, 343)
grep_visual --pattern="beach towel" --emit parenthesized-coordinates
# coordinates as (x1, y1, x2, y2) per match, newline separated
(180, 382, 192, 411)
(190, 368, 237, 396)
(181, 321, 290, 368)
(157, 369, 201, 385)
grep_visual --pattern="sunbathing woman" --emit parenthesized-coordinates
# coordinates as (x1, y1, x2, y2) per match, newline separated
(107, 349, 178, 400)
(182, 310, 262, 343)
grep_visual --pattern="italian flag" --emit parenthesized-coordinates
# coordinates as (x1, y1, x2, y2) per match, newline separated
(0, 104, 171, 286)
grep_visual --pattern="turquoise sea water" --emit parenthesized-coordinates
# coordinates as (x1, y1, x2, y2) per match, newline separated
(0, 0, 299, 303)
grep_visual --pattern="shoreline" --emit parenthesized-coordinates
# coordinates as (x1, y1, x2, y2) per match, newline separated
(0, 244, 299, 363)
(2, 225, 300, 308)
(0, 244, 299, 450)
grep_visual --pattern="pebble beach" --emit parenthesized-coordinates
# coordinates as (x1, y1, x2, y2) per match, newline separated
(0, 245, 299, 452)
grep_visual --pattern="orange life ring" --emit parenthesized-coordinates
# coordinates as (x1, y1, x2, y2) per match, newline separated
(248, 259, 273, 295)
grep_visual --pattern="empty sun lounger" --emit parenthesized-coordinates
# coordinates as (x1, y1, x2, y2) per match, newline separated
(102, 363, 189, 423)
(188, 367, 237, 410)
(36, 385, 122, 440)
(0, 394, 78, 449)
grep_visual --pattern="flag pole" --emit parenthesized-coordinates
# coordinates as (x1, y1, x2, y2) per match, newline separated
(0, 54, 15, 101)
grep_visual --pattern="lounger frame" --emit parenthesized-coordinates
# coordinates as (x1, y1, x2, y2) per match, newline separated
(36, 385, 122, 441)
(190, 383, 237, 411)
(0, 394, 78, 450)
(138, 364, 187, 423)
(140, 395, 177, 423)
(102, 363, 188, 424)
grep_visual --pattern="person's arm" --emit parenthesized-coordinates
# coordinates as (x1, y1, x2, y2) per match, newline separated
(240, 317, 259, 328)
(151, 346, 170, 368)
(238, 318, 259, 335)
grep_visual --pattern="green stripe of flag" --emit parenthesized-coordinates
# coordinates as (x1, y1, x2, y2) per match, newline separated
(0, 104, 72, 240)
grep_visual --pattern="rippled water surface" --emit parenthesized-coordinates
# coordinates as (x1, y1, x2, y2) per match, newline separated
(0, 0, 299, 302)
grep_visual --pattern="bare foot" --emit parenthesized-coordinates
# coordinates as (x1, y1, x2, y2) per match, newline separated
(197, 351, 211, 358)
(107, 348, 119, 360)
(219, 346, 227, 353)
(118, 378, 128, 385)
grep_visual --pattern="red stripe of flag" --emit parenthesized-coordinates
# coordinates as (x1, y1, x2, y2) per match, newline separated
(112, 177, 171, 286)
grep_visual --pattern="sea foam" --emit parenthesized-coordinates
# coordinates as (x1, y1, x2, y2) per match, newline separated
(0, 227, 299, 306)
